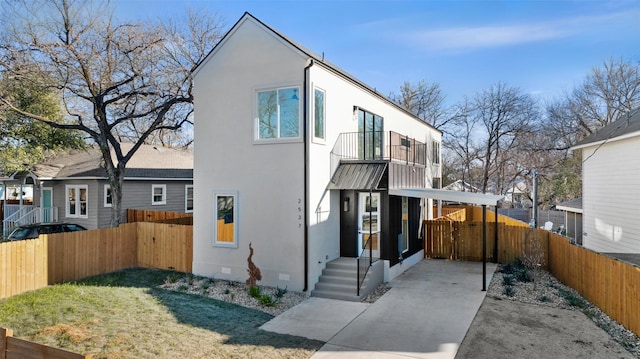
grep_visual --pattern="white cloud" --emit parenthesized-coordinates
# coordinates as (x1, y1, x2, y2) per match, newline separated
(409, 11, 634, 52)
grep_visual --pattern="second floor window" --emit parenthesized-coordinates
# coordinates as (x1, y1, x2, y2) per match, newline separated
(432, 141, 441, 164)
(256, 87, 300, 140)
(314, 88, 325, 140)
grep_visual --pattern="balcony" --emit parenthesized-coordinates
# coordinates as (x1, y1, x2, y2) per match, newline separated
(329, 131, 427, 190)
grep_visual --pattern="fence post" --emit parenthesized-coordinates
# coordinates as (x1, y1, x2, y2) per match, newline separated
(1, 327, 12, 359)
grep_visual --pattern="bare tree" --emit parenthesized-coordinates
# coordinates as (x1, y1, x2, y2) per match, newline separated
(471, 83, 539, 194)
(390, 80, 452, 130)
(0, 0, 222, 226)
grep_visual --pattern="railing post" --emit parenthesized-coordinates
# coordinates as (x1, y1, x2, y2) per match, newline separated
(356, 258, 360, 297)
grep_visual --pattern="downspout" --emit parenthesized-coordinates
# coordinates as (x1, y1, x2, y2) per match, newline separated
(302, 59, 314, 292)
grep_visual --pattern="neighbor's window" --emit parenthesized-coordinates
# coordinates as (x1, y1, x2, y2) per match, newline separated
(66, 184, 88, 218)
(256, 86, 300, 140)
(152, 184, 166, 205)
(314, 88, 325, 140)
(104, 185, 112, 208)
(185, 185, 194, 213)
(213, 191, 238, 248)
(432, 141, 440, 164)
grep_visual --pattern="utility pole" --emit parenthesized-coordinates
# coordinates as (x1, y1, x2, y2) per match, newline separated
(531, 169, 538, 228)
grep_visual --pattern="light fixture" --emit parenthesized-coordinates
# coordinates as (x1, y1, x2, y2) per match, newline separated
(343, 197, 350, 212)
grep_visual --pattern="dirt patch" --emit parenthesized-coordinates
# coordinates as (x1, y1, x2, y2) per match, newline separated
(456, 297, 634, 358)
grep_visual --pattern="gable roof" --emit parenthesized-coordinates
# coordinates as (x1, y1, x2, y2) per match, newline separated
(572, 108, 640, 150)
(193, 12, 441, 134)
(32, 143, 193, 180)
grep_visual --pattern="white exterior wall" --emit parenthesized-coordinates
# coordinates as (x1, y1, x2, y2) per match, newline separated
(193, 18, 308, 290)
(306, 65, 441, 289)
(582, 136, 640, 253)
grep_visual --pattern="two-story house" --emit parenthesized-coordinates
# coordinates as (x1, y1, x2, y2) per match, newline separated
(192, 13, 444, 299)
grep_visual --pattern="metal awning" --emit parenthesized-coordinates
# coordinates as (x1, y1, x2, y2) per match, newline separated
(328, 162, 387, 190)
(389, 188, 504, 206)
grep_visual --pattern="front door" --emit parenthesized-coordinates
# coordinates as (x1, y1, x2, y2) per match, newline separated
(358, 192, 380, 258)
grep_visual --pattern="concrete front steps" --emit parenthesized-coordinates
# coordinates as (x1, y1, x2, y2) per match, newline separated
(311, 257, 384, 302)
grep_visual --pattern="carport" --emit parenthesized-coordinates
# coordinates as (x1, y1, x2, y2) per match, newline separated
(389, 188, 504, 290)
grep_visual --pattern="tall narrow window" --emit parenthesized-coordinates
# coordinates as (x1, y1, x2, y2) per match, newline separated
(256, 87, 300, 140)
(401, 196, 409, 253)
(213, 191, 238, 248)
(104, 185, 112, 207)
(185, 185, 194, 213)
(152, 184, 166, 205)
(314, 88, 325, 140)
(66, 184, 88, 218)
(432, 141, 441, 164)
(357, 108, 383, 160)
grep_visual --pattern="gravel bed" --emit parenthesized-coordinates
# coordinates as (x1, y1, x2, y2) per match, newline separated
(488, 264, 640, 357)
(160, 275, 308, 316)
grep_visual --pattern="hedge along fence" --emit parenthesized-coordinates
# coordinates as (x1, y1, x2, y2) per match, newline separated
(0, 222, 193, 300)
(425, 220, 640, 337)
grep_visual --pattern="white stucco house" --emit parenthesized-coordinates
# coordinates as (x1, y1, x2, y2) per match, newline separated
(571, 108, 640, 254)
(191, 13, 445, 299)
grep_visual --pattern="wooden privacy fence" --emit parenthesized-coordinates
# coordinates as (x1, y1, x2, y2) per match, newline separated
(0, 222, 192, 300)
(1, 327, 91, 359)
(425, 219, 640, 337)
(127, 209, 193, 225)
(425, 221, 549, 267)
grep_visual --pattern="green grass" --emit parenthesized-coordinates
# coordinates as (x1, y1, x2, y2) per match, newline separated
(0, 268, 322, 358)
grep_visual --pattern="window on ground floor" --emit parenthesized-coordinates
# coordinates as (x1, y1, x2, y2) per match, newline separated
(213, 191, 238, 248)
(152, 184, 167, 205)
(66, 184, 88, 218)
(185, 185, 194, 213)
(401, 196, 409, 253)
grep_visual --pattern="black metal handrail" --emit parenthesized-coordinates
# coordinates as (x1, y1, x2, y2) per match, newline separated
(356, 235, 374, 297)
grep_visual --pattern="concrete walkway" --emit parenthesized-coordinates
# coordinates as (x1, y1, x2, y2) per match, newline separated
(261, 259, 497, 359)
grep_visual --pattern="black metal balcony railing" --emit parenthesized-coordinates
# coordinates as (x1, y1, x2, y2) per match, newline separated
(330, 131, 427, 175)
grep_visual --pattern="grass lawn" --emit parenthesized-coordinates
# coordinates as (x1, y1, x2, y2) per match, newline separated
(0, 268, 323, 358)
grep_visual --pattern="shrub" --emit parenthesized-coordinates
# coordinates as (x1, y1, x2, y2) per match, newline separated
(248, 286, 261, 298)
(502, 273, 516, 286)
(558, 288, 588, 309)
(258, 294, 276, 307)
(165, 272, 180, 284)
(516, 268, 534, 283)
(177, 284, 189, 292)
(503, 285, 516, 297)
(275, 286, 287, 298)
(537, 295, 551, 302)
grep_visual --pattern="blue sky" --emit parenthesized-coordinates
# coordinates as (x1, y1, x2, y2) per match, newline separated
(114, 0, 640, 107)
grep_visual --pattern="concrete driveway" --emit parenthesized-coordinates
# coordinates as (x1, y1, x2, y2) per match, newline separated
(261, 259, 496, 359)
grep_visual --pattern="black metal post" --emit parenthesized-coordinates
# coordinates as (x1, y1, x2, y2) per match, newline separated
(482, 204, 487, 291)
(494, 204, 498, 263)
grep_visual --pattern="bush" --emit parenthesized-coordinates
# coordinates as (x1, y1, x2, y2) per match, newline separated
(516, 268, 534, 283)
(258, 294, 277, 307)
(248, 286, 261, 298)
(503, 285, 516, 297)
(537, 294, 551, 302)
(275, 286, 287, 298)
(165, 272, 180, 284)
(558, 288, 588, 309)
(502, 273, 516, 286)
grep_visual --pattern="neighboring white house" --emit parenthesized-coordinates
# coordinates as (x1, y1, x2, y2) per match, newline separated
(192, 13, 444, 297)
(571, 108, 640, 254)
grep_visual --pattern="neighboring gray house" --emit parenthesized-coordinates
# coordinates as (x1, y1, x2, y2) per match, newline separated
(3, 143, 193, 233)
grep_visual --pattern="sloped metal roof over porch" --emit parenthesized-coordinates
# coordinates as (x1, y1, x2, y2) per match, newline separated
(328, 162, 387, 190)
